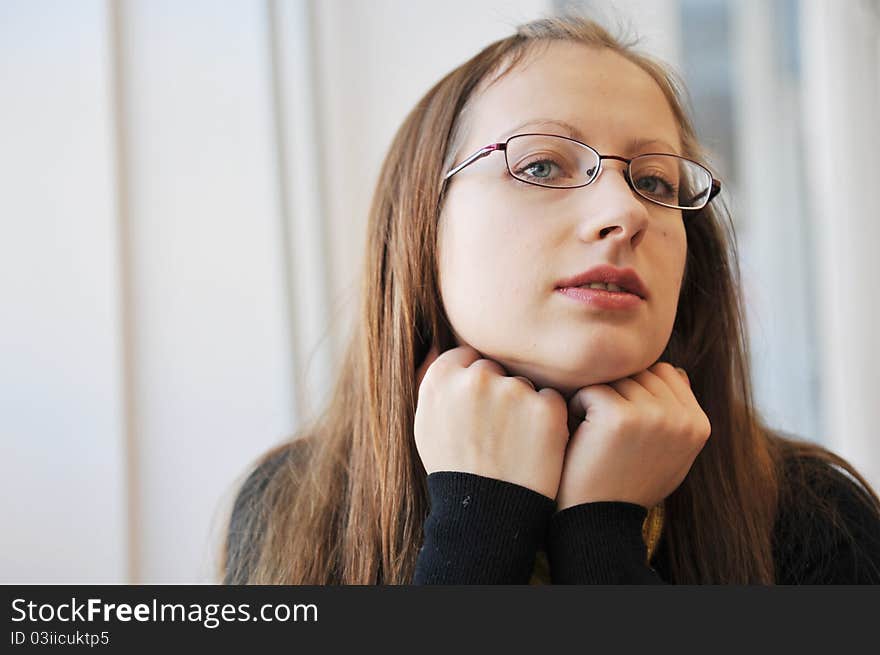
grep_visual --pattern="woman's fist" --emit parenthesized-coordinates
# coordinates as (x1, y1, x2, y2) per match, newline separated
(414, 345, 569, 500)
(557, 362, 711, 510)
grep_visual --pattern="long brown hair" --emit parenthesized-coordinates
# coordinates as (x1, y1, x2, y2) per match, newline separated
(220, 14, 880, 584)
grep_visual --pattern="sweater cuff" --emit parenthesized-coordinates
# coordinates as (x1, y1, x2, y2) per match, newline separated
(547, 501, 665, 584)
(413, 471, 555, 584)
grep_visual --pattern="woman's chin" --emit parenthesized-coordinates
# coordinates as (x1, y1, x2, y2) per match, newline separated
(496, 369, 589, 396)
(453, 337, 652, 393)
(513, 358, 649, 396)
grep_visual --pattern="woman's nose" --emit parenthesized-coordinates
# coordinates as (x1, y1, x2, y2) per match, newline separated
(575, 163, 650, 245)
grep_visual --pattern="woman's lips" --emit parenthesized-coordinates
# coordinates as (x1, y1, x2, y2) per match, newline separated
(556, 286, 644, 310)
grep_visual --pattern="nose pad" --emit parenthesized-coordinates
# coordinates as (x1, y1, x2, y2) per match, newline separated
(584, 156, 605, 183)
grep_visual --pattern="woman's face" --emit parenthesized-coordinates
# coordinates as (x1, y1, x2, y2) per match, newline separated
(437, 42, 688, 398)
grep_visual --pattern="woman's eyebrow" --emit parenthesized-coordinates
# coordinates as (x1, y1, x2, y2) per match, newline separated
(495, 118, 586, 142)
(626, 136, 682, 156)
(495, 118, 682, 155)
(497, 118, 587, 143)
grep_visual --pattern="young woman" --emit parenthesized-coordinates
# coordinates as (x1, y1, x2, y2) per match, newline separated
(220, 15, 880, 584)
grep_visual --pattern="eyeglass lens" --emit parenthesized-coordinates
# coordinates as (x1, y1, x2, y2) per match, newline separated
(505, 134, 712, 210)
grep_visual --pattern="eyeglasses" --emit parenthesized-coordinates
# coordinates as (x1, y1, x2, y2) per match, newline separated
(442, 133, 722, 212)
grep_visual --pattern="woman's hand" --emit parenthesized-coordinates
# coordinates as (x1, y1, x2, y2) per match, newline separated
(557, 362, 712, 511)
(414, 344, 569, 500)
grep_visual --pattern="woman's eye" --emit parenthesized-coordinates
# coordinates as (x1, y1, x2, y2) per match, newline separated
(516, 159, 560, 180)
(635, 174, 676, 197)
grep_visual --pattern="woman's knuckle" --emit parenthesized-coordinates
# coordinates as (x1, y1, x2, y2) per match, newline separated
(609, 411, 630, 434)
(429, 357, 452, 378)
(651, 361, 672, 374)
(464, 366, 490, 387)
(533, 397, 559, 421)
(698, 414, 712, 440)
(685, 417, 708, 445)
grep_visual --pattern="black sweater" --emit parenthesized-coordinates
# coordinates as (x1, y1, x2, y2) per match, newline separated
(225, 448, 880, 584)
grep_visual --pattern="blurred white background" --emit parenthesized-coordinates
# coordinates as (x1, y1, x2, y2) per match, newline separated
(1, 0, 878, 583)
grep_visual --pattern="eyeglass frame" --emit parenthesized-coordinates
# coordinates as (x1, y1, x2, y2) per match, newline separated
(441, 132, 722, 214)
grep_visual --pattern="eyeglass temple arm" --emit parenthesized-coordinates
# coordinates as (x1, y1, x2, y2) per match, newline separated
(707, 178, 721, 202)
(691, 177, 721, 211)
(443, 143, 505, 180)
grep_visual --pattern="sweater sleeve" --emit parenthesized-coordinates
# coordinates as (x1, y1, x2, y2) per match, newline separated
(413, 471, 556, 584)
(547, 501, 667, 584)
